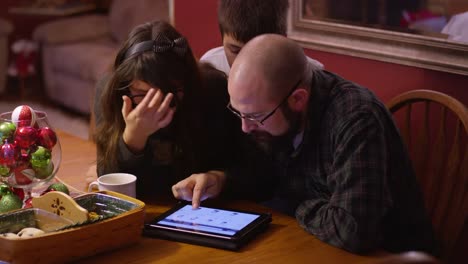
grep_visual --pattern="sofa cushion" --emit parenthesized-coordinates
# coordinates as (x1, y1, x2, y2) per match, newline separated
(33, 15, 110, 45)
(109, 0, 170, 43)
(50, 39, 117, 82)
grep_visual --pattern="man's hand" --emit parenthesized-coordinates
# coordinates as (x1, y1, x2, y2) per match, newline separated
(172, 170, 226, 208)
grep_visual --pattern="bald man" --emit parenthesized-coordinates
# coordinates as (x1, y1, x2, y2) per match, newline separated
(173, 35, 436, 255)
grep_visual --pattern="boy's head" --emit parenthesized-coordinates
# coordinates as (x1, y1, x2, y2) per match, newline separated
(217, 0, 289, 66)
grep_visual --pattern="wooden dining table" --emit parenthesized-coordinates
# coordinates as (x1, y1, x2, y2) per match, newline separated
(54, 130, 390, 263)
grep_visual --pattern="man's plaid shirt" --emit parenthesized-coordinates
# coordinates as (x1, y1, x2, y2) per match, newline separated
(226, 70, 436, 255)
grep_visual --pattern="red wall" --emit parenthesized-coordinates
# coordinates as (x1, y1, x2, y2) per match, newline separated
(304, 50, 468, 104)
(173, 0, 468, 106)
(174, 0, 221, 60)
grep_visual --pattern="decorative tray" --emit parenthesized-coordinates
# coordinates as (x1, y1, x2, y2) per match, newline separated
(0, 191, 145, 264)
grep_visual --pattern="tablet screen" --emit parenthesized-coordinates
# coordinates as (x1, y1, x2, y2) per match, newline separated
(155, 205, 261, 236)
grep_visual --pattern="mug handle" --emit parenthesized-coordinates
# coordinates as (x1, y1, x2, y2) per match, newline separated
(88, 181, 99, 192)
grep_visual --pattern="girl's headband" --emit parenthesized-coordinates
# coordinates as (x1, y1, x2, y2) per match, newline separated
(124, 34, 188, 60)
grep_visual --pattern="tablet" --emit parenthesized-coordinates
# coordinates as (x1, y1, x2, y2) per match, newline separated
(143, 202, 272, 250)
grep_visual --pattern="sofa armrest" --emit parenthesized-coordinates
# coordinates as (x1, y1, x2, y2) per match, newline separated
(33, 14, 110, 44)
(0, 18, 13, 35)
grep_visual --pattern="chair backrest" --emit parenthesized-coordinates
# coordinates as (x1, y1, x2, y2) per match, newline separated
(368, 251, 441, 264)
(386, 89, 468, 263)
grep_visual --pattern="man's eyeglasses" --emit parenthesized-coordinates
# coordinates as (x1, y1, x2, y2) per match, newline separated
(227, 79, 301, 126)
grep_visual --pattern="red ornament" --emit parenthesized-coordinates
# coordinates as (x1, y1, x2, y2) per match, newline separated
(23, 197, 33, 208)
(14, 126, 37, 149)
(41, 188, 53, 196)
(18, 148, 32, 162)
(37, 127, 57, 149)
(12, 105, 37, 127)
(0, 141, 18, 166)
(11, 187, 25, 200)
(13, 163, 34, 185)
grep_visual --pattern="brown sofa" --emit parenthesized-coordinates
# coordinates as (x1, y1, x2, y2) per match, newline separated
(33, 0, 170, 114)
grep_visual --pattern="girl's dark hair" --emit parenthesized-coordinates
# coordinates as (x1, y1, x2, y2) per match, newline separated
(95, 20, 203, 173)
(218, 0, 289, 43)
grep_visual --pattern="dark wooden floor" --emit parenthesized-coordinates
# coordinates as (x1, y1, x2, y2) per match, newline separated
(1, 75, 89, 119)
(2, 74, 49, 101)
(1, 75, 91, 140)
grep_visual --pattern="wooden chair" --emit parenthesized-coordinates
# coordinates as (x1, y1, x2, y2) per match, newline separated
(386, 90, 468, 263)
(367, 251, 441, 264)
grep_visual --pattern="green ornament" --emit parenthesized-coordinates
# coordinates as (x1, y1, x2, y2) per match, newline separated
(30, 146, 52, 168)
(0, 122, 16, 141)
(34, 161, 54, 179)
(0, 184, 12, 196)
(0, 193, 23, 213)
(0, 165, 10, 177)
(47, 182, 70, 195)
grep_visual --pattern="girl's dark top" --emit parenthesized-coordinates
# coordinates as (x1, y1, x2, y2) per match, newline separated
(94, 63, 241, 198)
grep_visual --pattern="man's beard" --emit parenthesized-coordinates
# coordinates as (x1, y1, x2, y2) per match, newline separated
(249, 105, 302, 159)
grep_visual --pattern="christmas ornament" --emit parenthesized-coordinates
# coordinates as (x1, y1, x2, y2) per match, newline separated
(11, 187, 25, 200)
(30, 146, 51, 169)
(14, 126, 38, 149)
(0, 141, 17, 167)
(45, 182, 70, 195)
(34, 161, 54, 179)
(11, 105, 37, 127)
(18, 148, 31, 163)
(23, 196, 33, 208)
(0, 192, 23, 213)
(0, 122, 16, 142)
(13, 163, 35, 185)
(37, 127, 57, 149)
(0, 183, 10, 196)
(0, 165, 10, 177)
(1, 108, 61, 208)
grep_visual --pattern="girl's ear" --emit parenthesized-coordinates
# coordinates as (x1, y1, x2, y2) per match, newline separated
(288, 88, 309, 111)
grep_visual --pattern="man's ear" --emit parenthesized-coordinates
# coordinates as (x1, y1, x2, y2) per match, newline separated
(289, 88, 309, 111)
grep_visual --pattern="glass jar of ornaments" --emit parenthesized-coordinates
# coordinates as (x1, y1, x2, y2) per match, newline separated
(0, 105, 63, 212)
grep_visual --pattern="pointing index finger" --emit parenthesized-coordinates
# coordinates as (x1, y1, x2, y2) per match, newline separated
(192, 187, 202, 209)
(191, 177, 206, 209)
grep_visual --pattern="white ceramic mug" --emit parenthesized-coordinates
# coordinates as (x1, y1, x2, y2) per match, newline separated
(88, 173, 137, 198)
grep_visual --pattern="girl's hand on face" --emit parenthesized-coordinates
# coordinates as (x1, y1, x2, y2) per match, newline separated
(121, 88, 175, 153)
